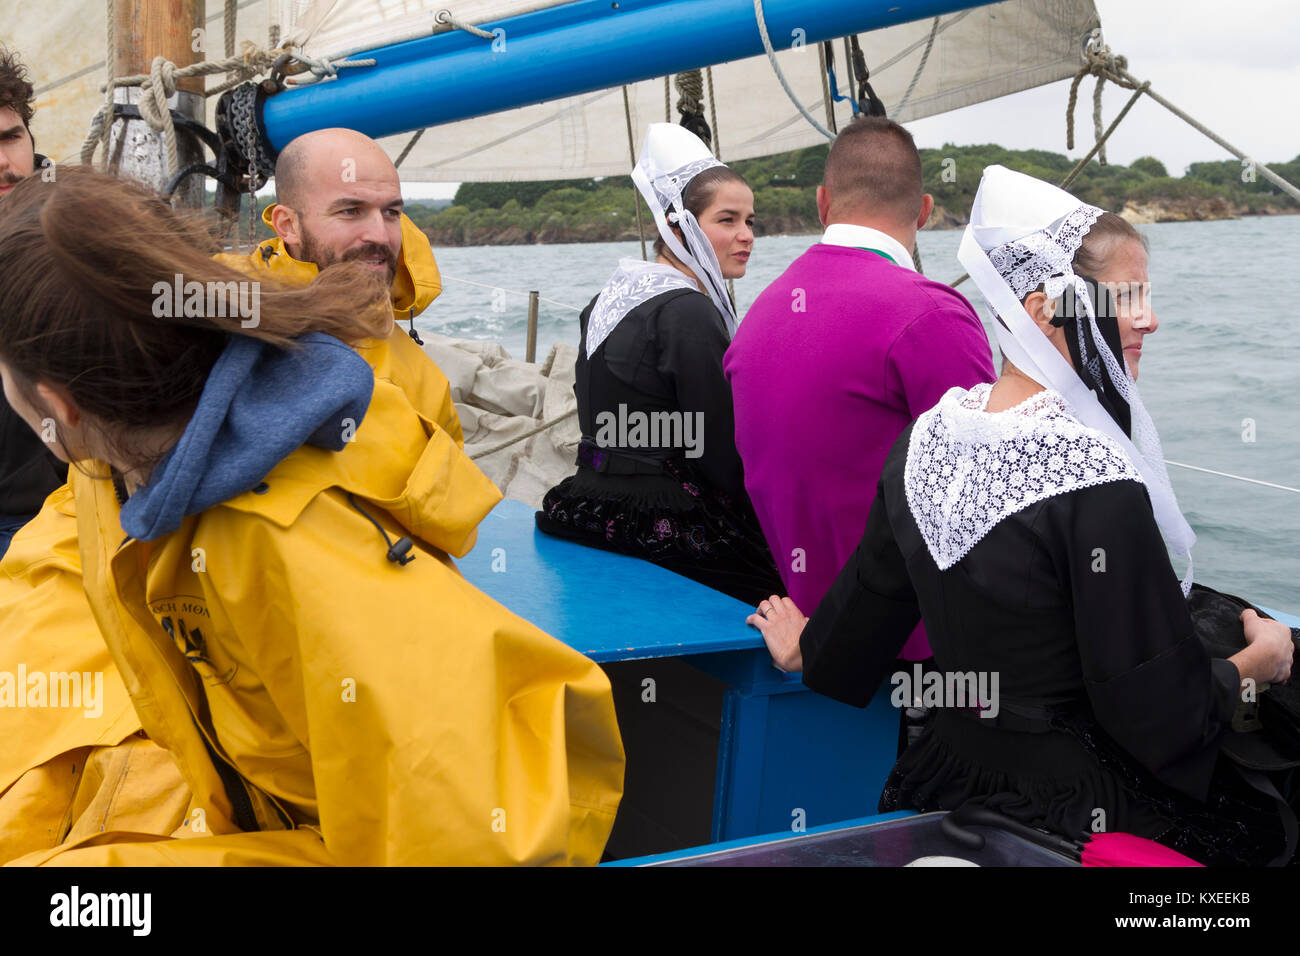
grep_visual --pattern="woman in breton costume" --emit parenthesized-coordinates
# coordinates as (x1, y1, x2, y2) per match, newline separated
(536, 124, 782, 605)
(750, 166, 1296, 865)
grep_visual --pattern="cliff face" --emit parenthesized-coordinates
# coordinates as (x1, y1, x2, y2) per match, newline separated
(1117, 198, 1296, 223)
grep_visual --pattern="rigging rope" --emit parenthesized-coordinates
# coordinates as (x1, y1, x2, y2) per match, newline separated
(394, 128, 427, 168)
(816, 42, 837, 134)
(894, 16, 940, 117)
(1164, 460, 1300, 495)
(224, 0, 237, 59)
(950, 34, 1297, 289)
(622, 85, 649, 261)
(673, 70, 712, 147)
(469, 408, 578, 460)
(753, 0, 835, 141)
(83, 0, 373, 180)
(439, 273, 583, 312)
(99, 0, 116, 167)
(1067, 33, 1300, 201)
(705, 66, 721, 160)
(435, 9, 496, 41)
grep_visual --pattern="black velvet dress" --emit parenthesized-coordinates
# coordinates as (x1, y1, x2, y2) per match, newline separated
(536, 287, 782, 606)
(800, 422, 1291, 866)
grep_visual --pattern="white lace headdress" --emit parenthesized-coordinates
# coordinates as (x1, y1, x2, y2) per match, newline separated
(956, 164, 1195, 593)
(631, 124, 737, 330)
(584, 125, 735, 358)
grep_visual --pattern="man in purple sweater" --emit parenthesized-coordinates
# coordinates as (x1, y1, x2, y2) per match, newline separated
(725, 117, 995, 661)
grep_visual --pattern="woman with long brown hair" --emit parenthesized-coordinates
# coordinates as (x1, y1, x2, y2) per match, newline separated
(0, 167, 623, 866)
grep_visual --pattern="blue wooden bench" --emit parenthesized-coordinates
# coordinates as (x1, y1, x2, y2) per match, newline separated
(458, 498, 903, 851)
(460, 499, 1300, 858)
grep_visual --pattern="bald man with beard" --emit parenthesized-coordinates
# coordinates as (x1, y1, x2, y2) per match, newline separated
(215, 127, 469, 447)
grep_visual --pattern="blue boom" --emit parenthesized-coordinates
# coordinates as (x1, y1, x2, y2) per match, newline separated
(261, 0, 997, 150)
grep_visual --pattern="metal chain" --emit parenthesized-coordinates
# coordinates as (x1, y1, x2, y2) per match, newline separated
(228, 84, 268, 249)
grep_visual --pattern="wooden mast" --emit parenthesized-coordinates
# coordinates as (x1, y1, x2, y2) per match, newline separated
(109, 0, 206, 204)
(111, 0, 205, 97)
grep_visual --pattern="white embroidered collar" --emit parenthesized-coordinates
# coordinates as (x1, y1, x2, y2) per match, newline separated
(904, 382, 1141, 570)
(585, 258, 700, 358)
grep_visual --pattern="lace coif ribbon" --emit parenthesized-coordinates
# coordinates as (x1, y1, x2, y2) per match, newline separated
(958, 228, 1195, 594)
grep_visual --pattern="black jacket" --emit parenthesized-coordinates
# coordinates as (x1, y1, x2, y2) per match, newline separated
(0, 399, 65, 518)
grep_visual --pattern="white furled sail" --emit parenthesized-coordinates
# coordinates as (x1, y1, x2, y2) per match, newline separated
(280, 0, 1100, 181)
(8, 0, 1098, 180)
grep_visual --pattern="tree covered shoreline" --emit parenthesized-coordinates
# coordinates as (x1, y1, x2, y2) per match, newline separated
(405, 143, 1299, 247)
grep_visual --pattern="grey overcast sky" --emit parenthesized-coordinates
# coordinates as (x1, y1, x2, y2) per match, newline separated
(405, 0, 1300, 199)
(907, 0, 1300, 174)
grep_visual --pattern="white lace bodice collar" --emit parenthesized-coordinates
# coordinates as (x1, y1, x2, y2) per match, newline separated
(585, 258, 699, 358)
(904, 382, 1142, 570)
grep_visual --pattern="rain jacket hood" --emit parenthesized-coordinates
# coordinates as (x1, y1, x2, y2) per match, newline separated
(30, 367, 621, 865)
(214, 209, 464, 449)
(121, 332, 374, 542)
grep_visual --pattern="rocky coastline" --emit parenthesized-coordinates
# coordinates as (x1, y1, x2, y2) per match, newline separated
(419, 201, 1295, 247)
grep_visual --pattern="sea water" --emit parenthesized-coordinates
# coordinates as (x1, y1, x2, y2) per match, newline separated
(423, 215, 1299, 612)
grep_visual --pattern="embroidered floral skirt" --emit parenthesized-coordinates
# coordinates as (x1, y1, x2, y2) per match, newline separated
(536, 460, 784, 607)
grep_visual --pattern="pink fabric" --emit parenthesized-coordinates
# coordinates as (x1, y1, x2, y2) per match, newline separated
(1082, 832, 1205, 867)
(725, 244, 995, 658)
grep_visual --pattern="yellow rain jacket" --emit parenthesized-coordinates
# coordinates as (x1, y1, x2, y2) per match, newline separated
(213, 206, 463, 447)
(17, 374, 623, 866)
(0, 483, 190, 863)
(3, 214, 469, 862)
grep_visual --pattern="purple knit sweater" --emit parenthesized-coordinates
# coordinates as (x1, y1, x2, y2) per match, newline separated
(725, 243, 996, 659)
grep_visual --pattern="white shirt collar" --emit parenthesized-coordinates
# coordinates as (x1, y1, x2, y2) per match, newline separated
(820, 223, 916, 272)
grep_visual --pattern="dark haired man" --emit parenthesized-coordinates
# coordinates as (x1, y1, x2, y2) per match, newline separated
(0, 46, 61, 557)
(726, 116, 996, 667)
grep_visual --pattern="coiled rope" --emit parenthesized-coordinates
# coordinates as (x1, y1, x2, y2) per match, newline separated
(85, 0, 374, 179)
(1066, 31, 1300, 202)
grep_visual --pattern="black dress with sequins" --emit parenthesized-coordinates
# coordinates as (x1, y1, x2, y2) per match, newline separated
(536, 287, 782, 606)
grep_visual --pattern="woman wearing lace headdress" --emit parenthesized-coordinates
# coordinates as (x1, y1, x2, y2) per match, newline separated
(536, 124, 782, 605)
(748, 165, 1296, 865)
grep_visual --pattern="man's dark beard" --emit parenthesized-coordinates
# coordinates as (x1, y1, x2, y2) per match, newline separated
(298, 229, 397, 286)
(0, 172, 23, 186)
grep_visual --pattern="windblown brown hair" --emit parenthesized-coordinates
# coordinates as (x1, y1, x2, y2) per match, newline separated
(0, 46, 35, 131)
(0, 167, 390, 465)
